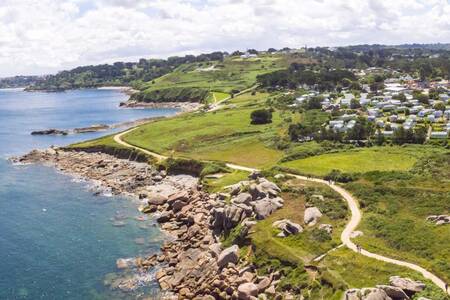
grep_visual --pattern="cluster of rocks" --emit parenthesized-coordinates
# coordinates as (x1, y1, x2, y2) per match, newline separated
(13, 149, 286, 299)
(345, 276, 427, 300)
(30, 128, 68, 135)
(120, 100, 203, 112)
(427, 215, 450, 225)
(137, 176, 286, 299)
(211, 171, 284, 235)
(10, 148, 183, 197)
(272, 219, 302, 237)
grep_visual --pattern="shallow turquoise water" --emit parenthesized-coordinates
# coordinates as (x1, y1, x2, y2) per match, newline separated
(0, 89, 176, 299)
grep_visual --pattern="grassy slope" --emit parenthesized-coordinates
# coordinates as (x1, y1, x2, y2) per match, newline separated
(122, 92, 290, 168)
(140, 55, 286, 94)
(68, 134, 125, 149)
(281, 145, 442, 176)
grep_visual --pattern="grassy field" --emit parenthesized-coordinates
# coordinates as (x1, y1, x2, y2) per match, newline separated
(68, 134, 124, 149)
(346, 153, 450, 283)
(280, 146, 440, 176)
(203, 170, 248, 193)
(140, 54, 286, 94)
(122, 92, 292, 168)
(211, 91, 230, 103)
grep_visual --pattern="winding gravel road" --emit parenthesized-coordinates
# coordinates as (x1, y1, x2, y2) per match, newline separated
(114, 128, 449, 295)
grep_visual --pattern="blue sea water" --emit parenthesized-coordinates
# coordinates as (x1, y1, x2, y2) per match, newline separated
(0, 89, 178, 299)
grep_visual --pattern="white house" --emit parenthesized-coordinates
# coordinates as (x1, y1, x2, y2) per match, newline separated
(430, 131, 448, 139)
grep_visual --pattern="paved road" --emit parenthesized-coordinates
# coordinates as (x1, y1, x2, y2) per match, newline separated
(114, 130, 450, 295)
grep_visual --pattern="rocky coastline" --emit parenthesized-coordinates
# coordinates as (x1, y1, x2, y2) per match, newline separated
(11, 148, 288, 299)
(120, 100, 203, 112)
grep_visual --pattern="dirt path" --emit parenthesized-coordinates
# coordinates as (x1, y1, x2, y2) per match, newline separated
(113, 130, 449, 295)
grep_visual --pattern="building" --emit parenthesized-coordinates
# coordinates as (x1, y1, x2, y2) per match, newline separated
(430, 131, 449, 139)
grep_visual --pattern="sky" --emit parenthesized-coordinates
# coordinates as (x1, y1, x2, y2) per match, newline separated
(1, 0, 450, 77)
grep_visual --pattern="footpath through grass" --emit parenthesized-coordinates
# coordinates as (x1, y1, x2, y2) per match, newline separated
(122, 92, 290, 168)
(345, 153, 450, 283)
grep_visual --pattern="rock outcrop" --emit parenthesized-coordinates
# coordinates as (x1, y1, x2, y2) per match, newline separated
(31, 129, 68, 135)
(345, 276, 427, 300)
(426, 215, 450, 225)
(211, 177, 284, 233)
(217, 245, 239, 268)
(389, 276, 426, 293)
(318, 223, 333, 234)
(272, 219, 303, 237)
(304, 206, 322, 226)
(345, 288, 392, 300)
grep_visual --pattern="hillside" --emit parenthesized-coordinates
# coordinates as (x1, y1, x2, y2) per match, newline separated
(130, 54, 289, 104)
(0, 75, 42, 89)
(25, 52, 225, 92)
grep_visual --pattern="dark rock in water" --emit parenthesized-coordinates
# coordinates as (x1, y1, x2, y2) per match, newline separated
(73, 124, 109, 133)
(31, 129, 68, 135)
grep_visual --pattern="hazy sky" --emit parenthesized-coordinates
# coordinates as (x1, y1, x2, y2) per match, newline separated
(1, 0, 449, 77)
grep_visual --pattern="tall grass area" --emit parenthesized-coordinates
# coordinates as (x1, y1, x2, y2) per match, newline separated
(346, 152, 450, 283)
(320, 248, 450, 299)
(280, 145, 444, 176)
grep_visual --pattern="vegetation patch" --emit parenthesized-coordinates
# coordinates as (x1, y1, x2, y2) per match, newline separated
(132, 87, 209, 103)
(346, 152, 450, 282)
(280, 146, 433, 176)
(67, 135, 153, 163)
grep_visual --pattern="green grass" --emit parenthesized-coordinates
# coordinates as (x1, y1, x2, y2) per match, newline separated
(250, 178, 348, 264)
(68, 134, 125, 149)
(345, 153, 450, 283)
(138, 54, 287, 99)
(320, 248, 450, 299)
(203, 170, 249, 193)
(280, 146, 438, 176)
(211, 91, 229, 103)
(121, 92, 291, 168)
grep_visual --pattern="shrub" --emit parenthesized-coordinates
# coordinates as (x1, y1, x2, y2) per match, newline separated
(200, 162, 229, 178)
(324, 169, 356, 183)
(164, 158, 204, 176)
(250, 109, 273, 124)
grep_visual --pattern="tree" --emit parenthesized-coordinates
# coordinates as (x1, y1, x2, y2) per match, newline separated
(433, 102, 446, 111)
(413, 127, 427, 144)
(305, 96, 323, 110)
(231, 50, 244, 56)
(250, 109, 272, 124)
(417, 94, 429, 105)
(393, 93, 407, 101)
(375, 129, 385, 146)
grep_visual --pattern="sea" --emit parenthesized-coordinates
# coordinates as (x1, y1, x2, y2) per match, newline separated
(0, 88, 178, 299)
